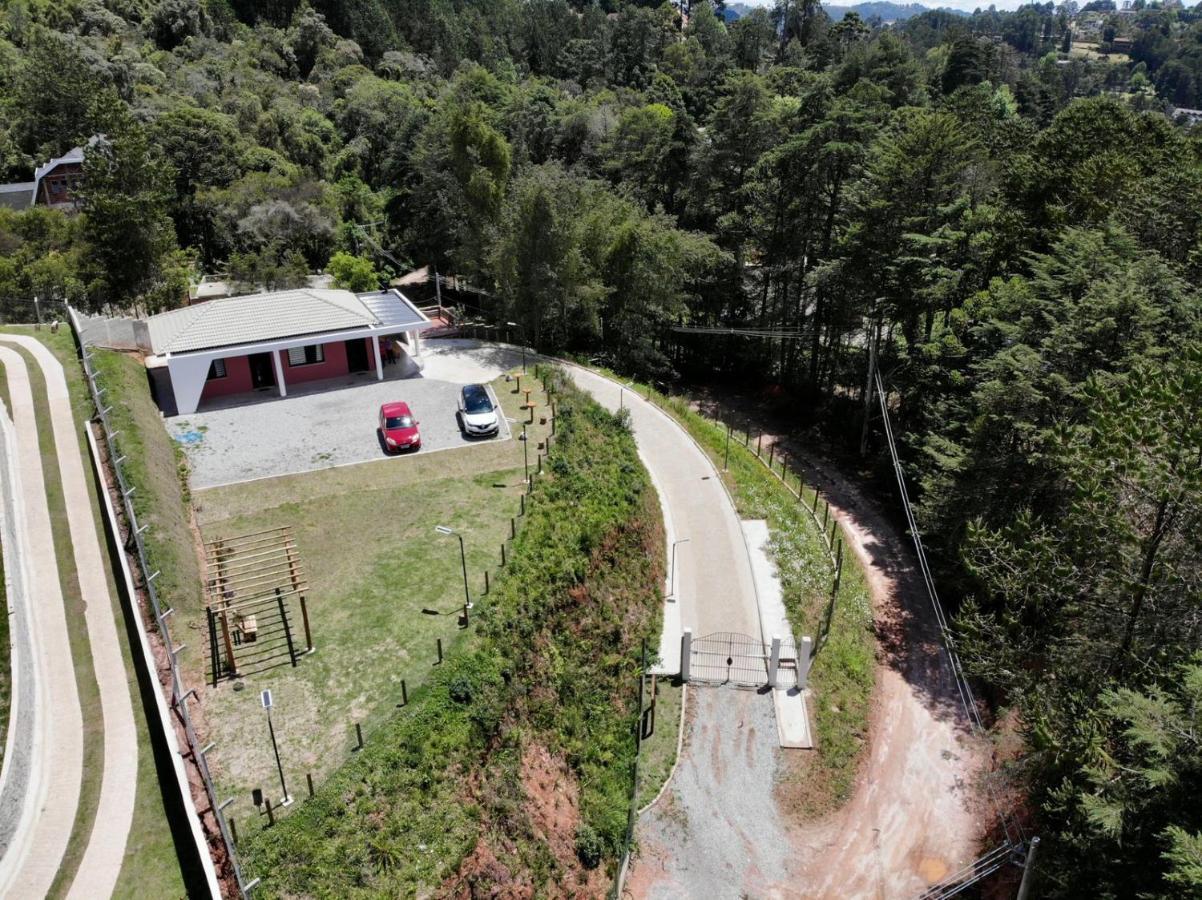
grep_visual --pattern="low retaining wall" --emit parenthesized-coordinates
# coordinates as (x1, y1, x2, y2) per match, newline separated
(84, 424, 221, 899)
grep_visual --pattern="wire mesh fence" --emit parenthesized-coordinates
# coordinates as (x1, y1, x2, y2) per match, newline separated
(68, 307, 250, 897)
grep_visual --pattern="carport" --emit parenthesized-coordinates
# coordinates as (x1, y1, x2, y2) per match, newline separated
(144, 288, 433, 416)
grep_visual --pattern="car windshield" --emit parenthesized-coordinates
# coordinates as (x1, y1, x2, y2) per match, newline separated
(463, 386, 492, 414)
(385, 415, 413, 428)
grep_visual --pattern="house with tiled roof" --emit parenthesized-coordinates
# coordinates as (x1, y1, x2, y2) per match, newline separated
(0, 144, 88, 212)
(143, 287, 433, 415)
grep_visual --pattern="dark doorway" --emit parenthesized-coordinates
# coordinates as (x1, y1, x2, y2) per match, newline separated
(346, 339, 370, 373)
(248, 352, 276, 390)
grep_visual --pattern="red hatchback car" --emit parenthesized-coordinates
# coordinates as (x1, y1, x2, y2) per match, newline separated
(379, 401, 421, 453)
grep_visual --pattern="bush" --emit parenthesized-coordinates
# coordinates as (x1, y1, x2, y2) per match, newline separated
(575, 824, 604, 870)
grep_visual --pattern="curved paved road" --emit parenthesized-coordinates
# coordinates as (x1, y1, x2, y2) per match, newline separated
(0, 336, 137, 899)
(0, 345, 84, 898)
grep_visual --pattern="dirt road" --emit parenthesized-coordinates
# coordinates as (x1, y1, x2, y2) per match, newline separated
(783, 454, 986, 896)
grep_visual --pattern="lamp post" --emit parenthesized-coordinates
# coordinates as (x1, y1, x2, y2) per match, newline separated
(436, 526, 472, 624)
(619, 381, 636, 411)
(261, 689, 291, 806)
(670, 538, 690, 599)
(506, 321, 527, 373)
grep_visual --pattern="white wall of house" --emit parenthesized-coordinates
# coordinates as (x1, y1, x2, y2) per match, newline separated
(162, 325, 427, 415)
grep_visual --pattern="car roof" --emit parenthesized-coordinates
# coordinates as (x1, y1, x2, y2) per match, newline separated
(380, 401, 411, 415)
(462, 383, 488, 397)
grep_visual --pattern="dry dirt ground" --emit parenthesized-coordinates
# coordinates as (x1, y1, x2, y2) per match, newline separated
(628, 416, 988, 898)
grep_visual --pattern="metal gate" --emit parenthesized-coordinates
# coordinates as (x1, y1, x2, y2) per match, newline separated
(688, 632, 804, 688)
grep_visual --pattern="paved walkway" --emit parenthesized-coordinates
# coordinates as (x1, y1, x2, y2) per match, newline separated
(0, 346, 84, 898)
(0, 337, 138, 899)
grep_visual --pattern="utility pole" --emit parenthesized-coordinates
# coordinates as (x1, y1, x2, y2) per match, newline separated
(434, 268, 443, 320)
(859, 313, 880, 457)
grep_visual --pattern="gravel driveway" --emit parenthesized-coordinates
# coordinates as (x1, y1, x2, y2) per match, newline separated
(172, 341, 522, 489)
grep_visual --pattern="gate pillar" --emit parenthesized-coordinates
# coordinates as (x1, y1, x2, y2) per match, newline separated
(767, 635, 781, 688)
(680, 628, 692, 683)
(798, 636, 814, 689)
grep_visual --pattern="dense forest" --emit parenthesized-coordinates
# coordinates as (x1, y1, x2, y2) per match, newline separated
(1, 0, 1200, 894)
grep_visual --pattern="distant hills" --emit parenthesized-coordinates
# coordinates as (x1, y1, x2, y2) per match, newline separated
(722, 2, 970, 22)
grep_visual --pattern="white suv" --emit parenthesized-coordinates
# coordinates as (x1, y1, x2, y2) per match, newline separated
(459, 383, 499, 437)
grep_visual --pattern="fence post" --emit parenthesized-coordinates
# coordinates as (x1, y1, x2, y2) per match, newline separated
(768, 443, 774, 468)
(401, 679, 408, 706)
(768, 635, 781, 689)
(756, 433, 762, 457)
(306, 773, 315, 798)
(680, 628, 692, 683)
(435, 638, 443, 665)
(501, 543, 507, 566)
(833, 539, 843, 596)
(484, 570, 490, 595)
(798, 636, 814, 690)
(812, 491, 819, 514)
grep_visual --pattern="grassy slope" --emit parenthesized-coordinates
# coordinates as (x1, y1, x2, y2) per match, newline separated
(613, 374, 875, 814)
(241, 373, 665, 897)
(0, 329, 186, 898)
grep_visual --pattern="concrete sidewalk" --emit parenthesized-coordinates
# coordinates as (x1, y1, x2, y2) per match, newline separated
(2, 335, 139, 900)
(0, 346, 83, 899)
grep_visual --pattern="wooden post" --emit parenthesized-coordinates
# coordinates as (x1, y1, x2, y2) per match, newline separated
(520, 494, 525, 516)
(219, 609, 237, 677)
(354, 723, 364, 751)
(277, 588, 297, 667)
(822, 500, 829, 529)
(299, 595, 314, 654)
(208, 606, 220, 683)
(744, 429, 750, 447)
(436, 638, 443, 665)
(501, 543, 507, 566)
(306, 773, 315, 798)
(229, 818, 238, 846)
(401, 679, 408, 706)
(812, 491, 819, 514)
(510, 517, 516, 539)
(484, 570, 490, 595)
(756, 433, 762, 456)
(264, 797, 275, 826)
(768, 443, 774, 467)
(833, 539, 844, 596)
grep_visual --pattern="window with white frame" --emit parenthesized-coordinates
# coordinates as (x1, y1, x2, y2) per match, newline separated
(208, 358, 227, 379)
(287, 344, 325, 367)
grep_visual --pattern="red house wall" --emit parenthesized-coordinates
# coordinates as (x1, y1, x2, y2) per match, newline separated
(278, 339, 353, 386)
(200, 355, 254, 401)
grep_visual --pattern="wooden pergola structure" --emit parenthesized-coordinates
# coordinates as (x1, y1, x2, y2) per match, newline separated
(203, 526, 313, 683)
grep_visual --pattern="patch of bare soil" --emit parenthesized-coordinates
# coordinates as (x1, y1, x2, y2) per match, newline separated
(442, 742, 606, 899)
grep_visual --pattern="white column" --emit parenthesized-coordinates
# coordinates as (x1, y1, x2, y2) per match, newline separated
(272, 350, 287, 397)
(372, 335, 383, 381)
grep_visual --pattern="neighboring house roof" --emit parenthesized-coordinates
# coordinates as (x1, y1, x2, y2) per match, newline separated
(0, 182, 36, 210)
(33, 145, 85, 182)
(146, 287, 430, 354)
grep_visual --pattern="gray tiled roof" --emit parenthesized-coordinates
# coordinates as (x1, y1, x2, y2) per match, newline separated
(0, 182, 36, 210)
(147, 288, 429, 354)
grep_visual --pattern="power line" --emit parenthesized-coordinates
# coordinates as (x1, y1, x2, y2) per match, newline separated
(874, 370, 1023, 849)
(669, 325, 813, 338)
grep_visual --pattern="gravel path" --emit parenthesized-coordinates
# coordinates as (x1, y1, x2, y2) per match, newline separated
(0, 346, 83, 899)
(4, 335, 139, 900)
(628, 688, 796, 899)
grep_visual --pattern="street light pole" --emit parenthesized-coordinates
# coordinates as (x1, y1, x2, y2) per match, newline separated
(670, 538, 690, 599)
(261, 690, 291, 806)
(436, 526, 472, 624)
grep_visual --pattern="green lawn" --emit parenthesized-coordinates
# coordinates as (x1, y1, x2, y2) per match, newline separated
(190, 369, 556, 832)
(1, 327, 187, 898)
(593, 368, 875, 815)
